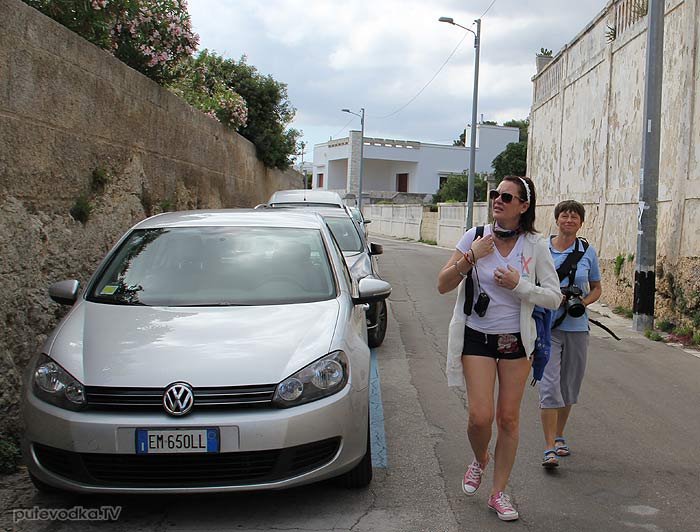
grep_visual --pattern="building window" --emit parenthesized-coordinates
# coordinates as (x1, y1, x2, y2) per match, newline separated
(317, 173, 324, 188)
(397, 173, 408, 193)
(439, 175, 449, 188)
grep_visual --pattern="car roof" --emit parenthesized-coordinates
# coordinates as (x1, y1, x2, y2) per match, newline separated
(133, 209, 328, 230)
(268, 189, 344, 207)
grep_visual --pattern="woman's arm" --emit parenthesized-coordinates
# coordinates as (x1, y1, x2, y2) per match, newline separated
(437, 249, 472, 294)
(584, 280, 602, 306)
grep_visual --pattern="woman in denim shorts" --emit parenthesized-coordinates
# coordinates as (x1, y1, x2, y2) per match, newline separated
(438, 176, 561, 521)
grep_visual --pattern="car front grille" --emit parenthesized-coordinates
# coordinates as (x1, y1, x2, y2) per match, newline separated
(84, 384, 277, 411)
(33, 438, 341, 487)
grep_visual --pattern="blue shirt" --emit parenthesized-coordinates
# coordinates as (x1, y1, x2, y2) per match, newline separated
(549, 237, 601, 332)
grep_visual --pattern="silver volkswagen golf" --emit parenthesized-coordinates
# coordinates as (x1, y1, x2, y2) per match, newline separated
(22, 209, 390, 493)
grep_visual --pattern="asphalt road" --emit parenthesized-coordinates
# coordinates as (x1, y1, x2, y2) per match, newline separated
(2, 235, 699, 532)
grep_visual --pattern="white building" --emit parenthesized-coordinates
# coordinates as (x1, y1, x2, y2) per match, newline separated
(312, 124, 519, 199)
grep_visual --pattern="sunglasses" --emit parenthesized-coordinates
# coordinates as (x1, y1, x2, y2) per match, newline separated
(489, 189, 526, 203)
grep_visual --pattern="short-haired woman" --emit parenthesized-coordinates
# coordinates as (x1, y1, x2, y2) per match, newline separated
(438, 176, 561, 521)
(539, 200, 602, 468)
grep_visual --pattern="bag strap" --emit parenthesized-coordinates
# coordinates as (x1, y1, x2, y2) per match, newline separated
(463, 226, 485, 316)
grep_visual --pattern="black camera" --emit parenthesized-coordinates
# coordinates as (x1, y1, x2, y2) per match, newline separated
(474, 292, 490, 317)
(561, 285, 585, 317)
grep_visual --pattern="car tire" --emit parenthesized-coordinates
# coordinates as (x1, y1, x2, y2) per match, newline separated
(29, 472, 61, 494)
(338, 418, 373, 489)
(367, 300, 387, 348)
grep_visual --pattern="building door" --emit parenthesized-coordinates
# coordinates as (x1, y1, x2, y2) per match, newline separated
(396, 173, 408, 192)
(317, 173, 324, 188)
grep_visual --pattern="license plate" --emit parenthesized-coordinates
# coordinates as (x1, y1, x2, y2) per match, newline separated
(135, 428, 219, 454)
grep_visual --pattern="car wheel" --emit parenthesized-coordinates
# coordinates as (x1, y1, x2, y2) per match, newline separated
(29, 472, 61, 494)
(367, 300, 387, 348)
(338, 418, 373, 489)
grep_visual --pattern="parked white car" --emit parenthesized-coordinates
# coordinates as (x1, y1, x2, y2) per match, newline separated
(23, 209, 390, 494)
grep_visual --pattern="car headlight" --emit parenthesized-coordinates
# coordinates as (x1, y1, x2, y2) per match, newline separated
(272, 351, 349, 408)
(32, 354, 86, 411)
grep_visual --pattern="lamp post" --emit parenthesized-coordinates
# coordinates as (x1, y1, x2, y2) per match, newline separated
(341, 108, 365, 211)
(439, 16, 481, 229)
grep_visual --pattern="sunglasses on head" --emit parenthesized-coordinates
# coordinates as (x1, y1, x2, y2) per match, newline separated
(488, 189, 526, 203)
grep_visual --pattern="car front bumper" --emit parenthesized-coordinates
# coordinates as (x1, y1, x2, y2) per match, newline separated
(23, 383, 368, 494)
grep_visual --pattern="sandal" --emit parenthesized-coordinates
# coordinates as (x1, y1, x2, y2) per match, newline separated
(542, 449, 559, 468)
(554, 437, 570, 457)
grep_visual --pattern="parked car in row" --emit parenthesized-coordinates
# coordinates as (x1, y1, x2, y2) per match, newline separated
(23, 209, 391, 494)
(262, 190, 388, 347)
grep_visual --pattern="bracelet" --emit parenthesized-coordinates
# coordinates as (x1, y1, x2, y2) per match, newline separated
(454, 261, 469, 278)
(465, 249, 476, 265)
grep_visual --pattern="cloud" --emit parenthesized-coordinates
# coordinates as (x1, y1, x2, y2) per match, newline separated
(187, 0, 606, 156)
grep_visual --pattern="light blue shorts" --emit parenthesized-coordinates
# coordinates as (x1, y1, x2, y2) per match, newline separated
(538, 330, 589, 408)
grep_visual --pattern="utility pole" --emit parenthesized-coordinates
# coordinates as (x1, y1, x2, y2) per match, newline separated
(298, 140, 308, 189)
(633, 0, 664, 332)
(439, 16, 480, 229)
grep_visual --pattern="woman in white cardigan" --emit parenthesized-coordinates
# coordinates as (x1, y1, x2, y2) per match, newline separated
(437, 176, 561, 522)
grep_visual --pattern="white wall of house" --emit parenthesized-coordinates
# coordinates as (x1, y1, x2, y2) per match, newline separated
(312, 125, 519, 197)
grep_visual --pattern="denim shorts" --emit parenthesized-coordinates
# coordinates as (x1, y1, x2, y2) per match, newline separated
(462, 326, 526, 360)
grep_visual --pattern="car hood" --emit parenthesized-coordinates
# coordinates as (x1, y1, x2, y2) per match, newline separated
(46, 300, 340, 387)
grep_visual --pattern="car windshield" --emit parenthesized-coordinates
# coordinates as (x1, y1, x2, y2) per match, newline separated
(323, 217, 363, 253)
(87, 227, 336, 306)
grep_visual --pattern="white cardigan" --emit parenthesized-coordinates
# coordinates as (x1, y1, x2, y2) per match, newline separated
(446, 231, 562, 387)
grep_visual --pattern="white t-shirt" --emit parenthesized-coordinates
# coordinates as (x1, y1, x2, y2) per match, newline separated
(456, 225, 525, 334)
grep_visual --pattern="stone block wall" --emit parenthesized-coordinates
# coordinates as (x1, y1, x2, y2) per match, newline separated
(0, 0, 301, 436)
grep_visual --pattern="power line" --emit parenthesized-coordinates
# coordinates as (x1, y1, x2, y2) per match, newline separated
(480, 0, 498, 19)
(372, 31, 470, 120)
(331, 116, 356, 139)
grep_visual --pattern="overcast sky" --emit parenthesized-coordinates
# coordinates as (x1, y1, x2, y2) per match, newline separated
(187, 0, 606, 162)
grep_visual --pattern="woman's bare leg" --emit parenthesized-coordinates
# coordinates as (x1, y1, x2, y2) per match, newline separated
(492, 357, 532, 494)
(462, 356, 498, 466)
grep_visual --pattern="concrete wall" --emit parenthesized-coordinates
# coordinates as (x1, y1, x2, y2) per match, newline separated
(0, 0, 301, 436)
(529, 0, 700, 323)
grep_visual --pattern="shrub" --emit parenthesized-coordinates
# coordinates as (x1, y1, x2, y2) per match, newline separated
(70, 194, 93, 223)
(644, 329, 663, 341)
(91, 166, 110, 192)
(0, 435, 20, 474)
(419, 239, 437, 246)
(656, 320, 675, 332)
(693, 332, 700, 345)
(614, 254, 625, 276)
(613, 306, 633, 319)
(24, 0, 199, 84)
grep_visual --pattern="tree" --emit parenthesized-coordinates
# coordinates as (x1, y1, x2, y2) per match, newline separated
(492, 141, 527, 181)
(432, 172, 488, 203)
(503, 118, 529, 143)
(170, 51, 300, 169)
(24, 0, 199, 84)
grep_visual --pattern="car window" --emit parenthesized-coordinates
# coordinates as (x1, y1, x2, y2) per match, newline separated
(323, 217, 363, 253)
(87, 227, 337, 306)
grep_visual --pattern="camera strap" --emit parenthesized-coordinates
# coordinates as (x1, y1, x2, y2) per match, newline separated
(463, 225, 485, 316)
(552, 237, 589, 329)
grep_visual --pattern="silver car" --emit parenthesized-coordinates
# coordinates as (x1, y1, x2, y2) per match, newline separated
(267, 189, 345, 209)
(22, 209, 390, 494)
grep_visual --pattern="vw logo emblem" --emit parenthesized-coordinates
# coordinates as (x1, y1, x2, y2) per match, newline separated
(163, 382, 194, 416)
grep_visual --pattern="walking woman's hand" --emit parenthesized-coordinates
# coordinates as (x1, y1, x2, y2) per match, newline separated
(471, 235, 495, 261)
(494, 265, 520, 290)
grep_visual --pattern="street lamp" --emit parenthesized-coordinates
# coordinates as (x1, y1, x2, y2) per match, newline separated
(341, 107, 365, 211)
(440, 16, 481, 229)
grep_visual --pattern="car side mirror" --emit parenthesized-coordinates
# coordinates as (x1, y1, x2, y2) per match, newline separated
(353, 277, 391, 305)
(369, 242, 383, 256)
(49, 280, 80, 305)
(363, 219, 372, 225)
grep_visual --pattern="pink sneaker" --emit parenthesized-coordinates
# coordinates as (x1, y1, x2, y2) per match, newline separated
(462, 459, 484, 495)
(488, 491, 519, 521)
